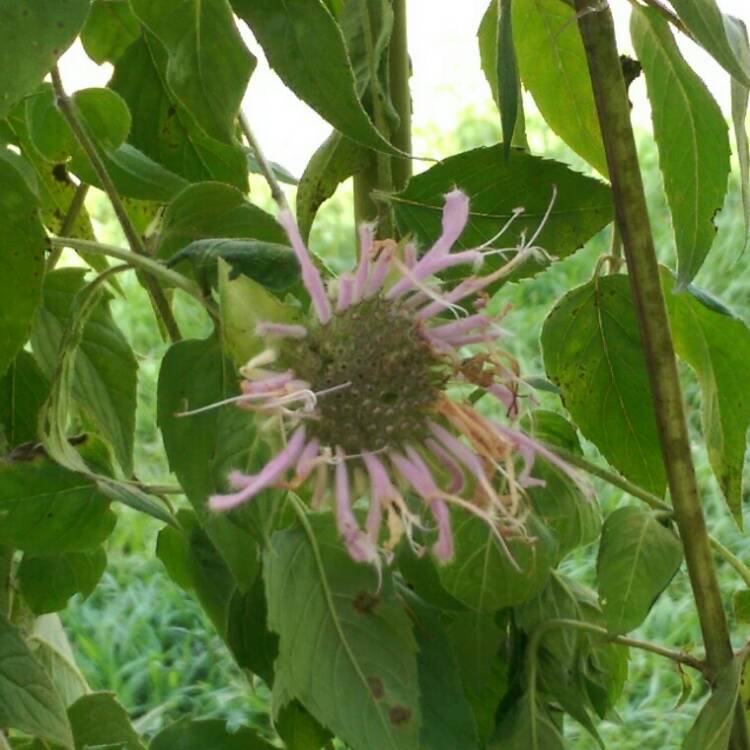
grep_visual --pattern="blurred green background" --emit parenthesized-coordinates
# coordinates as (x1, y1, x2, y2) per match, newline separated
(62, 105, 750, 749)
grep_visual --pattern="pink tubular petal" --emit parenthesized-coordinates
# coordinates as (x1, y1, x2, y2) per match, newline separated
(352, 223, 374, 303)
(425, 438, 465, 493)
(294, 438, 321, 482)
(390, 450, 435, 498)
(416, 278, 483, 320)
(492, 422, 590, 495)
(392, 448, 455, 563)
(386, 190, 470, 299)
(242, 371, 295, 394)
(365, 247, 393, 297)
(209, 426, 307, 511)
(256, 322, 308, 338)
(277, 210, 331, 324)
(337, 272, 354, 311)
(429, 313, 492, 339)
(363, 451, 393, 540)
(335, 456, 375, 563)
(404, 243, 417, 267)
(428, 421, 496, 497)
(431, 497, 454, 562)
(487, 383, 518, 417)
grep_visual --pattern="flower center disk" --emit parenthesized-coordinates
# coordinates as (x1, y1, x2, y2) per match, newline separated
(286, 296, 446, 453)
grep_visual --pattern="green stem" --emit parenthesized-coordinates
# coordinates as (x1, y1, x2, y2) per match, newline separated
(388, 0, 412, 192)
(239, 112, 289, 211)
(48, 236, 209, 308)
(545, 444, 670, 512)
(355, 1, 395, 236)
(574, 5, 748, 747)
(710, 537, 750, 591)
(47, 182, 89, 270)
(608, 222, 623, 273)
(548, 445, 750, 592)
(526, 619, 708, 691)
(50, 66, 182, 343)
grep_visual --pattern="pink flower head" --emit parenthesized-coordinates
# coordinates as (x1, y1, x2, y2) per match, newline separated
(203, 189, 584, 566)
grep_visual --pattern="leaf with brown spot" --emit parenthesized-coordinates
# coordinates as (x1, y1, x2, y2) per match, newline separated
(264, 514, 421, 750)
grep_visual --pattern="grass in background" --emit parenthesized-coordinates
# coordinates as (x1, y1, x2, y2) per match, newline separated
(61, 105, 750, 748)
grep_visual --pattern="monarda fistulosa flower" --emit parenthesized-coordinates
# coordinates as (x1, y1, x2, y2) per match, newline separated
(205, 189, 584, 568)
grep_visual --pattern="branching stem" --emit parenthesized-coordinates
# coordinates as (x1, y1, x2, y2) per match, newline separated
(50, 66, 182, 342)
(48, 236, 211, 311)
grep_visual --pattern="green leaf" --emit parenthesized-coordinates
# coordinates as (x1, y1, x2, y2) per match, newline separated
(631, 6, 731, 286)
(265, 512, 421, 750)
(18, 548, 106, 614)
(729, 17, 750, 246)
(477, 1, 527, 148)
(0, 449, 116, 553)
(70, 142, 189, 203)
(389, 146, 612, 283)
(445, 612, 508, 745)
(407, 595, 479, 750)
(0, 155, 46, 378)
(156, 337, 266, 584)
(219, 257, 303, 367)
(26, 85, 132, 160)
(542, 274, 666, 495)
(157, 510, 241, 632)
(516, 573, 590, 668)
(438, 513, 557, 612)
(73, 87, 132, 152)
(31, 268, 138, 475)
(662, 270, 750, 524)
(226, 572, 277, 684)
(167, 238, 300, 293)
(25, 84, 75, 163)
(682, 652, 744, 750)
(0, 0, 90, 118)
(498, 0, 518, 159)
(68, 693, 145, 750)
(0, 351, 49, 448)
(668, 0, 750, 87)
(0, 615, 73, 748)
(597, 506, 682, 634)
(231, 0, 400, 156)
(3, 101, 100, 253)
(523, 410, 601, 556)
(151, 718, 276, 750)
(339, 0, 393, 95)
(156, 336, 231, 508)
(276, 701, 332, 750)
(29, 615, 89, 709)
(158, 182, 286, 260)
(110, 35, 249, 191)
(296, 131, 369, 240)
(81, 0, 141, 64)
(492, 691, 565, 750)
(130, 0, 254, 144)
(512, 0, 606, 175)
